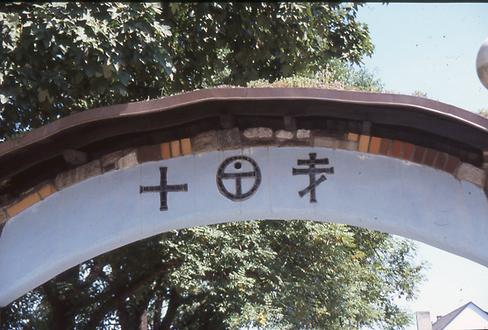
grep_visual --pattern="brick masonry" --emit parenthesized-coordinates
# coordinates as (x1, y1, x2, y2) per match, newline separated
(243, 127, 273, 141)
(191, 130, 219, 153)
(275, 130, 294, 141)
(137, 145, 161, 163)
(368, 137, 381, 154)
(37, 183, 57, 199)
(358, 135, 370, 153)
(455, 163, 486, 187)
(219, 128, 242, 148)
(6, 192, 41, 218)
(1, 127, 486, 223)
(101, 150, 126, 172)
(54, 160, 102, 190)
(296, 129, 311, 140)
(117, 152, 139, 170)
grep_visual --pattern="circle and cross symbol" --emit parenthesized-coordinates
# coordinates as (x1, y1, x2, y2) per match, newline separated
(216, 156, 261, 201)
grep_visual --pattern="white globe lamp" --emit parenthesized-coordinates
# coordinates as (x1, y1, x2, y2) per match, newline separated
(477, 38, 488, 89)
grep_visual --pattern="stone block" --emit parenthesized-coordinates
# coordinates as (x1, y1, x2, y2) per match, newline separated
(7, 192, 41, 217)
(55, 160, 102, 189)
(275, 130, 294, 141)
(243, 127, 273, 141)
(456, 162, 486, 187)
(37, 183, 57, 199)
(101, 150, 125, 172)
(219, 128, 241, 149)
(296, 129, 311, 140)
(117, 152, 138, 170)
(313, 136, 339, 148)
(191, 130, 219, 153)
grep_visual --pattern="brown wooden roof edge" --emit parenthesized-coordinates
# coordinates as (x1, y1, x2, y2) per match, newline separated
(1, 87, 487, 159)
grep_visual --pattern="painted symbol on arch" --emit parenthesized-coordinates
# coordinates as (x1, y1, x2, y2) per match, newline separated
(216, 156, 261, 201)
(292, 153, 334, 203)
(140, 167, 188, 211)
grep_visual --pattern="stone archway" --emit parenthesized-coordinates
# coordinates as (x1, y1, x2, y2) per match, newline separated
(0, 88, 487, 307)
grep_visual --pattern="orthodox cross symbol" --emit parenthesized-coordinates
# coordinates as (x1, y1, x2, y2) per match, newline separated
(292, 153, 334, 203)
(216, 155, 261, 201)
(140, 167, 188, 211)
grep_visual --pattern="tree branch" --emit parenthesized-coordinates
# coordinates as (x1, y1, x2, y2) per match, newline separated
(84, 260, 178, 329)
(158, 288, 180, 330)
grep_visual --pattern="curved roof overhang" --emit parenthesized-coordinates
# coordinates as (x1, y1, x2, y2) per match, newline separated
(0, 87, 487, 200)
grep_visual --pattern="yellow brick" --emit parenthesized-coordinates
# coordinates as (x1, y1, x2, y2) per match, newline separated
(7, 192, 41, 217)
(180, 138, 192, 155)
(368, 137, 381, 154)
(358, 135, 370, 153)
(37, 183, 57, 199)
(170, 140, 181, 157)
(347, 133, 359, 142)
(160, 143, 171, 160)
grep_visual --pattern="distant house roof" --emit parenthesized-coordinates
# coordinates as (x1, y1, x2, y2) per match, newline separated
(432, 302, 488, 330)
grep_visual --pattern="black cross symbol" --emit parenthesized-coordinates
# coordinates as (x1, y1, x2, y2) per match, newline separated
(140, 167, 188, 211)
(292, 153, 334, 203)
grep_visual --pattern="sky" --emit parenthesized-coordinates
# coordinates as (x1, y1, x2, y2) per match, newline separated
(357, 3, 488, 328)
(358, 3, 488, 112)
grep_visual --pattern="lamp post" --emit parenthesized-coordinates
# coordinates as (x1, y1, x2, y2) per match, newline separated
(477, 38, 488, 90)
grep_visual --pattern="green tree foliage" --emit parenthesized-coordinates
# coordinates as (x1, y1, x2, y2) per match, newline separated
(0, 2, 372, 140)
(1, 221, 422, 330)
(246, 59, 383, 92)
(0, 3, 173, 138)
(0, 3, 424, 329)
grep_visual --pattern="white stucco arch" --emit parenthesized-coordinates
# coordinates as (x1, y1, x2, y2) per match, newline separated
(0, 145, 487, 307)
